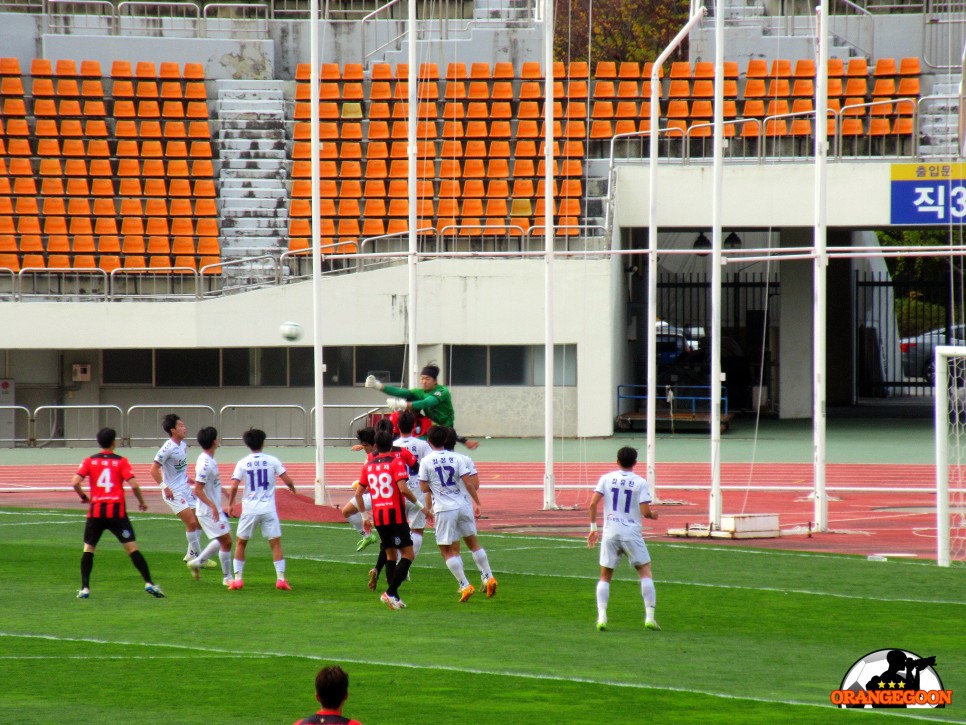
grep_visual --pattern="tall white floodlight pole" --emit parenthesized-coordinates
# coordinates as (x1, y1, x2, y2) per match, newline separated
(309, 0, 327, 504)
(709, 0, 724, 527)
(542, 0, 557, 509)
(935, 346, 952, 567)
(646, 5, 706, 501)
(813, 1, 829, 531)
(407, 0, 419, 387)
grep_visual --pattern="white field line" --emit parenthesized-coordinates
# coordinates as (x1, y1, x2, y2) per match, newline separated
(4, 631, 962, 722)
(4, 511, 961, 606)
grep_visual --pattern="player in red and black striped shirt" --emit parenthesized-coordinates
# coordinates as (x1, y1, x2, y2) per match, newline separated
(354, 430, 425, 610)
(71, 427, 164, 600)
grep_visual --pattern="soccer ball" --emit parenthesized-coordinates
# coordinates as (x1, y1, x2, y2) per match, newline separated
(279, 321, 303, 342)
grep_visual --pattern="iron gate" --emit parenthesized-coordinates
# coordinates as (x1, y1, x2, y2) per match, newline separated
(855, 271, 958, 399)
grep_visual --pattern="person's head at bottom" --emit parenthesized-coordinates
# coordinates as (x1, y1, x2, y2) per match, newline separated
(315, 665, 350, 712)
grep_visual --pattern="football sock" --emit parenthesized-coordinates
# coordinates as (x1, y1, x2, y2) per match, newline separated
(80, 551, 94, 589)
(387, 557, 412, 597)
(641, 577, 656, 609)
(233, 559, 245, 579)
(446, 555, 469, 588)
(219, 550, 232, 578)
(187, 530, 202, 556)
(198, 539, 221, 563)
(347, 511, 365, 535)
(385, 559, 396, 586)
(374, 548, 387, 576)
(411, 532, 423, 558)
(471, 548, 492, 580)
(130, 550, 152, 584)
(596, 580, 610, 622)
(273, 559, 286, 580)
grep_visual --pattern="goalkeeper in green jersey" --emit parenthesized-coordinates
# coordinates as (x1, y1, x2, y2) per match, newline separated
(366, 363, 479, 450)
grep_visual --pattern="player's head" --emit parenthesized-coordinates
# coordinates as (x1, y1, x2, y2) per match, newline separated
(443, 427, 458, 451)
(617, 446, 638, 469)
(314, 665, 350, 711)
(374, 429, 394, 453)
(427, 425, 448, 449)
(355, 426, 375, 446)
(196, 426, 218, 451)
(96, 427, 116, 450)
(420, 362, 440, 390)
(161, 413, 182, 437)
(242, 428, 267, 452)
(375, 417, 394, 436)
(397, 410, 415, 435)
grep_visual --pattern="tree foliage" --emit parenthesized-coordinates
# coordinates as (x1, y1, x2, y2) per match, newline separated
(876, 228, 962, 285)
(553, 0, 691, 64)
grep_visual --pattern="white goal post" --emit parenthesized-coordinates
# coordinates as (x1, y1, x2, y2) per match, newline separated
(934, 345, 966, 567)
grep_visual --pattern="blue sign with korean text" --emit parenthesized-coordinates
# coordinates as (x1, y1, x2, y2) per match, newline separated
(891, 163, 966, 225)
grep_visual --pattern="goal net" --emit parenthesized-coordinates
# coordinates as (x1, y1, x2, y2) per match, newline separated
(935, 346, 966, 566)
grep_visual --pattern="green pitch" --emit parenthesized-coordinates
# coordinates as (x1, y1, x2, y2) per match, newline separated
(1, 507, 963, 724)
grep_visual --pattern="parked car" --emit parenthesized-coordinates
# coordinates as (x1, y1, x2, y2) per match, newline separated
(656, 333, 690, 367)
(900, 324, 966, 384)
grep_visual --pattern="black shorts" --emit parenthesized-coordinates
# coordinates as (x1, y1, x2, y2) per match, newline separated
(83, 515, 137, 547)
(376, 521, 413, 551)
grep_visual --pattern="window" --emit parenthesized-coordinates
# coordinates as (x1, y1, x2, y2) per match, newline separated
(355, 345, 406, 385)
(448, 345, 487, 385)
(446, 344, 576, 385)
(155, 348, 220, 387)
(223, 348, 288, 387)
(102, 349, 152, 385)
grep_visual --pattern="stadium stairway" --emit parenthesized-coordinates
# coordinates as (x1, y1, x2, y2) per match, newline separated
(918, 70, 961, 157)
(215, 79, 289, 275)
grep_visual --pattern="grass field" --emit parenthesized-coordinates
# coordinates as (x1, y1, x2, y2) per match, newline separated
(1, 506, 964, 724)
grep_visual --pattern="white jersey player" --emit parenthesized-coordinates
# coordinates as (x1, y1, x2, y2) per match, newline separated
(394, 411, 433, 545)
(419, 426, 498, 602)
(149, 413, 202, 561)
(186, 426, 234, 585)
(227, 428, 297, 591)
(587, 446, 660, 632)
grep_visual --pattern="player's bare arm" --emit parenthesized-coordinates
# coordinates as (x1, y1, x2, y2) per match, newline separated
(71, 473, 90, 504)
(587, 491, 603, 547)
(193, 481, 218, 514)
(401, 478, 423, 509)
(227, 477, 241, 514)
(462, 474, 482, 517)
(128, 477, 148, 511)
(641, 502, 658, 520)
(150, 461, 172, 499)
(280, 472, 297, 494)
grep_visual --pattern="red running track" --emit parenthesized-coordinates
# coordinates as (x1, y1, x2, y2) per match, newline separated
(0, 461, 944, 560)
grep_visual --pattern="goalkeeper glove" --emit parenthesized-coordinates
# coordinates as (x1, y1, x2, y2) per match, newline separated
(365, 374, 384, 390)
(386, 397, 409, 412)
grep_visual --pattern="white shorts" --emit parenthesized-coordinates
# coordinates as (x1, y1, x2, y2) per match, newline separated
(162, 490, 196, 515)
(236, 509, 282, 540)
(434, 506, 477, 546)
(349, 492, 372, 512)
(406, 499, 426, 530)
(405, 480, 425, 529)
(199, 510, 232, 540)
(599, 533, 651, 570)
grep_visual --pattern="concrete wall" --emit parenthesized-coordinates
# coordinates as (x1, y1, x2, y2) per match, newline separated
(615, 162, 894, 229)
(0, 258, 614, 438)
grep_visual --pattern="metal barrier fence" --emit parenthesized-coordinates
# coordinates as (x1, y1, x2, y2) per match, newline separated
(8, 403, 386, 446)
(219, 404, 308, 445)
(126, 405, 218, 445)
(32, 404, 124, 446)
(0, 406, 34, 447)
